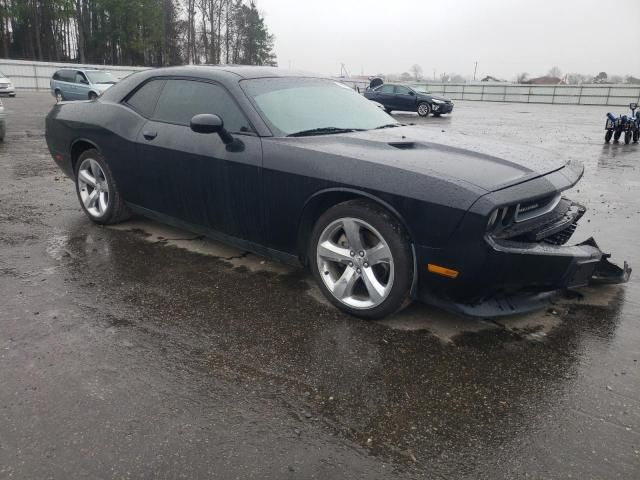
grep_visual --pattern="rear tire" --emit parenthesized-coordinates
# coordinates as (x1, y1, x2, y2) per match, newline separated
(624, 131, 632, 144)
(613, 130, 622, 141)
(74, 149, 131, 225)
(605, 130, 613, 142)
(633, 130, 639, 143)
(309, 200, 413, 319)
(417, 102, 431, 117)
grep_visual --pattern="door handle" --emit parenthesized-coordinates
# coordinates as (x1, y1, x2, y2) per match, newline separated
(143, 131, 157, 140)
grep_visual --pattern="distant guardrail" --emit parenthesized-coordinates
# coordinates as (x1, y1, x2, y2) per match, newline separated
(335, 78, 640, 107)
(0, 58, 147, 91)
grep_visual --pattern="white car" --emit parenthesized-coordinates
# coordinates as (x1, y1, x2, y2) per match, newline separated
(0, 71, 16, 97)
(0, 98, 6, 141)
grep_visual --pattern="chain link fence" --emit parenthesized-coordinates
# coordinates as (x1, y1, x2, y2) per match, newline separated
(1, 59, 637, 107)
(335, 78, 640, 107)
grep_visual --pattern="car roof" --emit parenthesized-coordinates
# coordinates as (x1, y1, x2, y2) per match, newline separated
(100, 65, 328, 103)
(149, 65, 319, 80)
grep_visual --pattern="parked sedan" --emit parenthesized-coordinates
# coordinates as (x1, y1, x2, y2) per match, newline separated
(45, 66, 630, 319)
(364, 83, 453, 116)
(0, 71, 16, 97)
(50, 68, 117, 102)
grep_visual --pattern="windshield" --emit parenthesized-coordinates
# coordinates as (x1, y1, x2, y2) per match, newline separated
(85, 71, 116, 84)
(241, 78, 396, 136)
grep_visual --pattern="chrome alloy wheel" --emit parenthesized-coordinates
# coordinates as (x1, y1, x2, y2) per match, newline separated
(77, 157, 110, 218)
(316, 217, 394, 309)
(418, 103, 430, 116)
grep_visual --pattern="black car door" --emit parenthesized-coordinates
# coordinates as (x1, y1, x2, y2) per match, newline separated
(132, 78, 263, 243)
(373, 84, 396, 108)
(393, 85, 417, 111)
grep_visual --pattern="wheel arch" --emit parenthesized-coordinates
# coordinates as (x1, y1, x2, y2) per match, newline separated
(70, 138, 101, 178)
(296, 187, 416, 265)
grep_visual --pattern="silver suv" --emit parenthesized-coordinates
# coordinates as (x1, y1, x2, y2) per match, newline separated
(50, 69, 116, 102)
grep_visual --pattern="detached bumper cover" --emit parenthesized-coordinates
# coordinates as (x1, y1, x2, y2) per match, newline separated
(415, 199, 631, 317)
(419, 236, 631, 317)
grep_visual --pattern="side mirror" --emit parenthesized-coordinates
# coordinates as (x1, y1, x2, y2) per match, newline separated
(190, 113, 234, 144)
(408, 91, 415, 96)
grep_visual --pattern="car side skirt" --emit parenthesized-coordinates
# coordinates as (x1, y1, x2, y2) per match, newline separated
(128, 204, 302, 267)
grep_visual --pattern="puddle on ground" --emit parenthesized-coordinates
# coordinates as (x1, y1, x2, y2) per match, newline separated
(107, 218, 625, 343)
(109, 219, 293, 275)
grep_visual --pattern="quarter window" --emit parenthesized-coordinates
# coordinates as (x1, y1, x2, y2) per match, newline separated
(153, 79, 251, 133)
(126, 80, 166, 118)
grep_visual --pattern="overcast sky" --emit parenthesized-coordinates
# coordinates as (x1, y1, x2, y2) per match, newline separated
(255, 0, 640, 80)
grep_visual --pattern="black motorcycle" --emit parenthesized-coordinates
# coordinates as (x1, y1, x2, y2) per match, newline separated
(605, 103, 640, 144)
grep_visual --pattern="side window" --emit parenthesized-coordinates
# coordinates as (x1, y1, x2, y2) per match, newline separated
(394, 86, 411, 95)
(60, 70, 74, 82)
(75, 72, 88, 84)
(377, 84, 395, 93)
(153, 79, 251, 133)
(125, 80, 166, 118)
(53, 71, 60, 81)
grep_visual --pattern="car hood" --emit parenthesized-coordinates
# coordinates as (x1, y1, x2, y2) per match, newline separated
(279, 125, 573, 192)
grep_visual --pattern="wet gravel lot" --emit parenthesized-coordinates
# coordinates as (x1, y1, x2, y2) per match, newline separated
(1, 93, 638, 479)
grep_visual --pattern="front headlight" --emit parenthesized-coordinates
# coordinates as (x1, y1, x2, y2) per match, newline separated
(431, 99, 443, 104)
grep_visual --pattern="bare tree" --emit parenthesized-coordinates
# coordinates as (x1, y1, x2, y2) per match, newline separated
(410, 64, 423, 81)
(548, 66, 562, 78)
(516, 72, 529, 83)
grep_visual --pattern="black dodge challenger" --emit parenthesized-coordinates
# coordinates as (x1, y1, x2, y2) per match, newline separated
(45, 66, 631, 319)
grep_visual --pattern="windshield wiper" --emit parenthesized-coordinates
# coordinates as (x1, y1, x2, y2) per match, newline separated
(287, 127, 365, 137)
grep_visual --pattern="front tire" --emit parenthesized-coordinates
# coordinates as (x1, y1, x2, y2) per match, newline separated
(613, 130, 622, 141)
(605, 130, 613, 142)
(417, 102, 431, 117)
(633, 130, 639, 143)
(624, 131, 632, 144)
(75, 149, 130, 225)
(55, 90, 63, 102)
(88, 92, 98, 100)
(309, 200, 413, 319)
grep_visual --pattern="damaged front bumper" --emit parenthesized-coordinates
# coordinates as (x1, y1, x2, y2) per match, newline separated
(416, 199, 631, 317)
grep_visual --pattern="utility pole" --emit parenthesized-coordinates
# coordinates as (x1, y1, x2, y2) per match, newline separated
(473, 61, 478, 81)
(433, 69, 436, 81)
